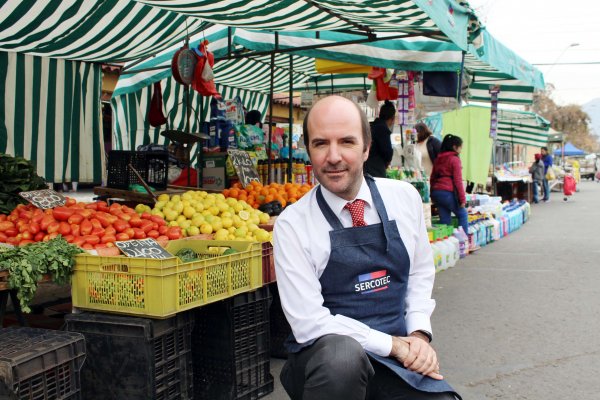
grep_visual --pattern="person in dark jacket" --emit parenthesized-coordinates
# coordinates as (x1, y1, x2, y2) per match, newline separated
(414, 123, 442, 178)
(529, 153, 545, 204)
(364, 101, 395, 177)
(430, 134, 468, 234)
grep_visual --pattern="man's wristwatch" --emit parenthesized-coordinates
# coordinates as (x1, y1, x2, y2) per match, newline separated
(410, 330, 432, 343)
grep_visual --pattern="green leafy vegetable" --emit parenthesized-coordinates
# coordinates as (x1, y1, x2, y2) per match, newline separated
(175, 248, 199, 263)
(0, 153, 47, 214)
(0, 237, 83, 312)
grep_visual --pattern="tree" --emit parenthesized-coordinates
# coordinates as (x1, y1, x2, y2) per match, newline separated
(531, 87, 600, 153)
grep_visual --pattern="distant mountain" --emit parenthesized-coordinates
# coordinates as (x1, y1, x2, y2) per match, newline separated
(582, 98, 600, 137)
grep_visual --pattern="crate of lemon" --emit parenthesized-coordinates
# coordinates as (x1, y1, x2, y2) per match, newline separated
(136, 191, 273, 243)
(72, 239, 263, 318)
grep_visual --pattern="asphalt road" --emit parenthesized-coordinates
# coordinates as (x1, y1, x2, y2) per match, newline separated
(265, 180, 600, 399)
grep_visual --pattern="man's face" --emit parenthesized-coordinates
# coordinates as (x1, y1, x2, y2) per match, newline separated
(307, 97, 369, 201)
(541, 148, 547, 156)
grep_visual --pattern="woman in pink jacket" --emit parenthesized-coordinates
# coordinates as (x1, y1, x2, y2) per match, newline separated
(430, 134, 468, 234)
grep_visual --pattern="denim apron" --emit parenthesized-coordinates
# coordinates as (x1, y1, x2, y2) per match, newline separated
(286, 176, 459, 397)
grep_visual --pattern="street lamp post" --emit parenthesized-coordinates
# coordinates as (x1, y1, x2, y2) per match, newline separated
(546, 43, 579, 75)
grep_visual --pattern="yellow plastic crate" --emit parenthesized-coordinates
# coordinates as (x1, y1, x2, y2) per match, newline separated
(72, 241, 262, 318)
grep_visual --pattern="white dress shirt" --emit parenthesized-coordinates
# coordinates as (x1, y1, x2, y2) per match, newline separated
(273, 177, 436, 357)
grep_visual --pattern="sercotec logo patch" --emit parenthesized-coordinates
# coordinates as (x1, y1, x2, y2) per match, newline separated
(355, 270, 390, 294)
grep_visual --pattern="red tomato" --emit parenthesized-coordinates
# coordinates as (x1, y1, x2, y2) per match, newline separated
(147, 230, 160, 239)
(82, 243, 94, 250)
(167, 227, 182, 240)
(63, 235, 75, 243)
(113, 220, 130, 233)
(132, 228, 146, 239)
(6, 237, 19, 246)
(94, 243, 107, 249)
(47, 232, 60, 240)
(28, 222, 40, 235)
(101, 235, 116, 244)
(5, 227, 18, 237)
(141, 212, 153, 220)
(19, 210, 33, 220)
(59, 222, 71, 236)
(85, 202, 98, 210)
(72, 237, 86, 247)
(19, 240, 35, 246)
(0, 232, 7, 242)
(118, 213, 132, 222)
(65, 197, 77, 207)
(123, 228, 135, 239)
(0, 214, 6, 222)
(104, 226, 116, 236)
(21, 231, 33, 240)
(97, 201, 109, 212)
(80, 219, 93, 235)
(115, 233, 130, 241)
(52, 207, 75, 221)
(71, 224, 81, 237)
(129, 217, 143, 227)
(158, 225, 168, 235)
(122, 206, 136, 214)
(140, 220, 154, 233)
(47, 222, 60, 234)
(7, 214, 18, 222)
(90, 218, 102, 230)
(0, 221, 15, 231)
(95, 214, 111, 228)
(34, 232, 45, 242)
(91, 227, 105, 237)
(67, 214, 84, 225)
(83, 235, 100, 245)
(74, 209, 93, 219)
(150, 215, 167, 226)
(40, 216, 55, 231)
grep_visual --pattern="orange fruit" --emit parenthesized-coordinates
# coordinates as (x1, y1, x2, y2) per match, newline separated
(222, 189, 230, 197)
(265, 194, 274, 203)
(229, 188, 239, 198)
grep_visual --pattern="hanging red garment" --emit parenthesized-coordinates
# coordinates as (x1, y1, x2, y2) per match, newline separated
(368, 67, 398, 101)
(192, 41, 221, 98)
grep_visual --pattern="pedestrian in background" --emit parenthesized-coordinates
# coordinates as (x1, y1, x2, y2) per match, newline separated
(529, 153, 545, 204)
(430, 134, 468, 235)
(540, 146, 553, 202)
(364, 101, 395, 178)
(414, 122, 441, 178)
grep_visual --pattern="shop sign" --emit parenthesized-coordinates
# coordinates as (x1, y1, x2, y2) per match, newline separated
(115, 238, 172, 259)
(19, 189, 66, 209)
(227, 149, 260, 187)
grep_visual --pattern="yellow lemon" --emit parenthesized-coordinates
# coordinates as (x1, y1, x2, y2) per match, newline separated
(200, 224, 214, 235)
(187, 226, 200, 236)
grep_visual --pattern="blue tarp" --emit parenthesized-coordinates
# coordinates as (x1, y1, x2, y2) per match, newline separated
(554, 142, 586, 157)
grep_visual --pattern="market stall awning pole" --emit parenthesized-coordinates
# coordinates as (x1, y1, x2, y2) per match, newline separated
(267, 49, 276, 184)
(288, 54, 294, 183)
(197, 98, 203, 188)
(185, 84, 192, 187)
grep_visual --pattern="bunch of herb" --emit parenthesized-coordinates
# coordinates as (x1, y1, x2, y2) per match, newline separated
(0, 153, 47, 214)
(0, 237, 82, 312)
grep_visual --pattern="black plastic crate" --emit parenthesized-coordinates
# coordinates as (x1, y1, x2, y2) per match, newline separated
(64, 312, 193, 400)
(0, 327, 86, 400)
(268, 283, 291, 359)
(193, 287, 274, 400)
(106, 150, 168, 190)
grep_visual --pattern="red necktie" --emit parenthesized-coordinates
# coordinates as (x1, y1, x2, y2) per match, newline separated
(345, 199, 367, 227)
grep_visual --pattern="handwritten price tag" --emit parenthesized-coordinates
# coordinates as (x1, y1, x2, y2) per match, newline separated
(115, 238, 172, 259)
(19, 189, 66, 209)
(227, 149, 260, 187)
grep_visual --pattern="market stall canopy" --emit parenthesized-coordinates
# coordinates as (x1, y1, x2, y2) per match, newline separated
(554, 142, 587, 157)
(464, 28, 545, 105)
(495, 108, 550, 147)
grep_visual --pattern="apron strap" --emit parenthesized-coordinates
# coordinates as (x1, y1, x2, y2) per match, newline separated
(365, 175, 393, 252)
(316, 186, 345, 230)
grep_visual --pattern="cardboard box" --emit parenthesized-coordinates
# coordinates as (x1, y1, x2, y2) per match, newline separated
(202, 167, 226, 190)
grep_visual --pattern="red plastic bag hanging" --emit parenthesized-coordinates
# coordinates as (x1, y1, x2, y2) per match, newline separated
(192, 41, 221, 99)
(147, 82, 167, 127)
(368, 67, 397, 101)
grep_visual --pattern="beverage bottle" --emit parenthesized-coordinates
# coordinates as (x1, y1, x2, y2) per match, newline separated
(306, 162, 313, 185)
(430, 240, 442, 272)
(436, 239, 448, 271)
(448, 232, 461, 263)
(454, 227, 468, 258)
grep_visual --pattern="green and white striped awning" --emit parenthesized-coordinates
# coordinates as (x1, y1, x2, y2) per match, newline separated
(132, 0, 480, 50)
(0, 0, 209, 62)
(0, 51, 104, 183)
(496, 108, 550, 147)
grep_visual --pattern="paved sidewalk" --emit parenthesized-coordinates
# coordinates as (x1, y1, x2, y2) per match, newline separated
(265, 181, 600, 399)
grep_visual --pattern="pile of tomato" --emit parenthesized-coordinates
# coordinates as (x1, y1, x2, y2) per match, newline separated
(0, 198, 182, 249)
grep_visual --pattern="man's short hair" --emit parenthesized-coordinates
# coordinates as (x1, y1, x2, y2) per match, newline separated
(379, 100, 396, 121)
(541, 146, 548, 152)
(303, 98, 371, 152)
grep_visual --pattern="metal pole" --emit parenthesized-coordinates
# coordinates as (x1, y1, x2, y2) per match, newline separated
(288, 54, 294, 183)
(197, 98, 204, 188)
(267, 52, 275, 184)
(185, 85, 191, 187)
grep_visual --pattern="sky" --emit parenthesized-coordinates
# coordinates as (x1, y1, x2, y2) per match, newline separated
(468, 0, 600, 106)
